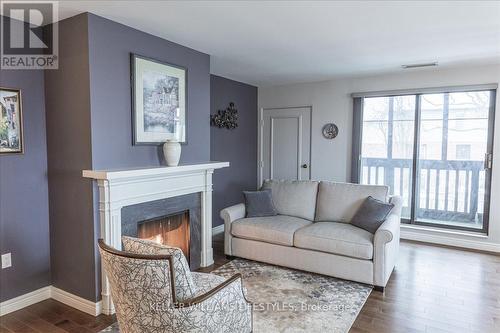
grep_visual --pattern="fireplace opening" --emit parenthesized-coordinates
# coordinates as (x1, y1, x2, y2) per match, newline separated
(137, 210, 190, 263)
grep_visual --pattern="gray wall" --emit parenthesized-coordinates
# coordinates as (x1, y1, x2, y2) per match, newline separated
(44, 14, 97, 301)
(259, 64, 500, 249)
(0, 67, 51, 300)
(87, 13, 211, 169)
(210, 75, 258, 227)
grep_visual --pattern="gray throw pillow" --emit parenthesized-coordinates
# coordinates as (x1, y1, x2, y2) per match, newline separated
(351, 196, 394, 234)
(244, 189, 278, 218)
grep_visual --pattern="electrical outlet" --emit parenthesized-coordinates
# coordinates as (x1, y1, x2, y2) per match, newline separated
(1, 253, 12, 269)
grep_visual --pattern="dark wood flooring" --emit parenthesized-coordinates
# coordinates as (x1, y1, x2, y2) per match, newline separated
(0, 299, 114, 333)
(351, 240, 500, 333)
(1, 234, 499, 333)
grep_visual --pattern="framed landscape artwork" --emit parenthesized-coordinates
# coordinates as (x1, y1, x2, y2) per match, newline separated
(0, 88, 23, 154)
(131, 54, 187, 145)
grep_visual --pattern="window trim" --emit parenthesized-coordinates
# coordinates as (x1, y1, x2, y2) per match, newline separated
(351, 83, 498, 98)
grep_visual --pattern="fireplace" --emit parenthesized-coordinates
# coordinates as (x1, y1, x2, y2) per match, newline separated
(83, 161, 229, 315)
(137, 210, 190, 262)
(120, 193, 202, 270)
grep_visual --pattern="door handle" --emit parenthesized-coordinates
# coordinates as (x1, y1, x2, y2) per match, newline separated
(301, 164, 308, 169)
(484, 153, 493, 169)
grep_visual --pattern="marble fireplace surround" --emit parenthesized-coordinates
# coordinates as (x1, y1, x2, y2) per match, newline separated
(83, 162, 229, 315)
(121, 193, 201, 270)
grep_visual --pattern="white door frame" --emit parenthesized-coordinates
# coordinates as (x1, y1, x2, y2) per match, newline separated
(258, 106, 312, 186)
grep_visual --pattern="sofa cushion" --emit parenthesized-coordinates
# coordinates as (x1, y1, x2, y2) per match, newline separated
(262, 179, 319, 220)
(294, 222, 374, 259)
(315, 182, 389, 223)
(231, 215, 312, 246)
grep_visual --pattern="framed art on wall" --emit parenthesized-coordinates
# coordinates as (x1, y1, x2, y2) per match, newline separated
(131, 54, 187, 144)
(0, 87, 23, 154)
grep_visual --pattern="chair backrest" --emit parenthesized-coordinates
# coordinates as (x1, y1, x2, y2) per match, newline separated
(121, 236, 197, 301)
(98, 239, 176, 332)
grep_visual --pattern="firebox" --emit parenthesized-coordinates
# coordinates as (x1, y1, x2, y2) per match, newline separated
(137, 210, 190, 263)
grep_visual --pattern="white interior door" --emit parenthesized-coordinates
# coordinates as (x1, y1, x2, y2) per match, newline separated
(261, 107, 311, 182)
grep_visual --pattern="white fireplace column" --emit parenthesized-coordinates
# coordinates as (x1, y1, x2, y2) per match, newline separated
(83, 162, 229, 315)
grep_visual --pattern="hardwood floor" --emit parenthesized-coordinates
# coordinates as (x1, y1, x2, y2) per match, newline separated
(0, 299, 114, 333)
(1, 235, 499, 333)
(351, 241, 500, 333)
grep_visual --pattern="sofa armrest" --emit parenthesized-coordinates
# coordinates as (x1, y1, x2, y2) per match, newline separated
(374, 195, 402, 247)
(220, 203, 246, 223)
(374, 213, 400, 246)
(220, 203, 246, 255)
(388, 195, 403, 218)
(373, 195, 401, 287)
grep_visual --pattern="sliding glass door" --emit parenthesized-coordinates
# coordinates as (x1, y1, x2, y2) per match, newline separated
(360, 95, 416, 220)
(415, 91, 492, 230)
(355, 87, 496, 232)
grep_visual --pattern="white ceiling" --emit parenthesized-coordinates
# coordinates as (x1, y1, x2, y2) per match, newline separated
(33, 1, 500, 86)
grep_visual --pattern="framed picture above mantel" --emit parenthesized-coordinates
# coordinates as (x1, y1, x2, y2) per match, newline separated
(0, 87, 24, 154)
(131, 54, 187, 145)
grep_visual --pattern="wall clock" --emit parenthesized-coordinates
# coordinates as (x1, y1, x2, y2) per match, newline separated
(322, 123, 339, 139)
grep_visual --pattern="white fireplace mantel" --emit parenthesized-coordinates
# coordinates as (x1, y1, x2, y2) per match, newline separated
(83, 161, 229, 315)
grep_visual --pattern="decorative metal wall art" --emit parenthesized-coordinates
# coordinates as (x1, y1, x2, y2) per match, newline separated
(210, 102, 238, 129)
(322, 123, 339, 139)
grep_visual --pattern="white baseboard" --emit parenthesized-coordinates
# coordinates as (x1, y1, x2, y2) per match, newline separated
(0, 286, 51, 316)
(401, 227, 500, 253)
(51, 287, 102, 316)
(212, 224, 225, 236)
(0, 286, 102, 317)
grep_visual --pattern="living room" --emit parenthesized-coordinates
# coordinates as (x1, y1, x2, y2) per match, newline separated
(0, 1, 499, 332)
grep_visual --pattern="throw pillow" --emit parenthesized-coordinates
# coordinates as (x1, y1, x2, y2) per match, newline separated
(351, 196, 394, 234)
(121, 236, 197, 302)
(243, 189, 278, 218)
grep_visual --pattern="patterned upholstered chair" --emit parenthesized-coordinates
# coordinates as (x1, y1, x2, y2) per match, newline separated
(98, 238, 252, 333)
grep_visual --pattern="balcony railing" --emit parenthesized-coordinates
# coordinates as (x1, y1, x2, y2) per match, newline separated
(361, 157, 485, 225)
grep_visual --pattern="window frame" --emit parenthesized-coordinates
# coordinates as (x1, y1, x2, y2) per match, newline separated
(352, 84, 497, 234)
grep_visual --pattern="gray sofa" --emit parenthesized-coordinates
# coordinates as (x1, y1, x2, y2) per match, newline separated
(221, 180, 402, 290)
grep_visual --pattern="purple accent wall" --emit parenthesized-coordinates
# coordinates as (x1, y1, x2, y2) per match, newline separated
(83, 14, 211, 301)
(1, 13, 249, 304)
(0, 67, 51, 300)
(210, 75, 258, 227)
(43, 13, 211, 302)
(44, 14, 98, 301)
(87, 13, 211, 169)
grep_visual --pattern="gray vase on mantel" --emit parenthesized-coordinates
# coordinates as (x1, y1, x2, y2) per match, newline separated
(163, 140, 181, 167)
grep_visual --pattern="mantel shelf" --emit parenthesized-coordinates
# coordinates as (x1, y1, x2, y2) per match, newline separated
(82, 161, 229, 180)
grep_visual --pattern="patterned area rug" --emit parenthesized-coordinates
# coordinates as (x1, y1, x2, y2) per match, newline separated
(100, 258, 372, 333)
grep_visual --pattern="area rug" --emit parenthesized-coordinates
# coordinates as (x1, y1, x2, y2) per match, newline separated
(100, 258, 372, 333)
